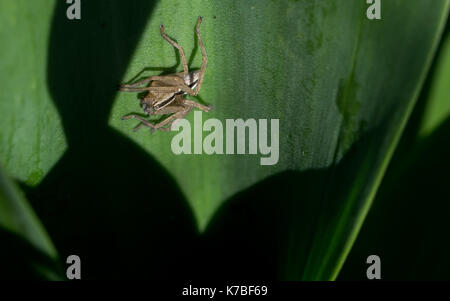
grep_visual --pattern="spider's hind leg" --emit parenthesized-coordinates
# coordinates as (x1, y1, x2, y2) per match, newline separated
(121, 114, 156, 132)
(151, 105, 193, 131)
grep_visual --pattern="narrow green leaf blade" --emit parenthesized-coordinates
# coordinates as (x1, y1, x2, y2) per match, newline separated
(0, 163, 60, 279)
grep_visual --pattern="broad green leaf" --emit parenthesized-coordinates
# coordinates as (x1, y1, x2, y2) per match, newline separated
(109, 0, 449, 279)
(0, 0, 67, 186)
(1, 0, 448, 280)
(0, 162, 60, 279)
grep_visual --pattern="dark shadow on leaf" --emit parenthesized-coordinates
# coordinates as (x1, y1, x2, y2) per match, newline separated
(17, 0, 392, 280)
(180, 128, 381, 280)
(0, 230, 63, 280)
(340, 20, 450, 280)
(339, 115, 450, 280)
(20, 0, 200, 279)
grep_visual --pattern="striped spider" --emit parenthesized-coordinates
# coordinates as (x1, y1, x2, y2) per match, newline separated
(119, 16, 212, 132)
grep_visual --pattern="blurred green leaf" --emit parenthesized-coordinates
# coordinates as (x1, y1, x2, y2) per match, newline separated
(0, 162, 60, 279)
(0, 1, 63, 279)
(419, 27, 450, 136)
(340, 21, 450, 281)
(109, 0, 449, 279)
(339, 118, 450, 280)
(0, 0, 66, 186)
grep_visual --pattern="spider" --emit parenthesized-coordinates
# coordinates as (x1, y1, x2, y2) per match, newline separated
(118, 16, 212, 133)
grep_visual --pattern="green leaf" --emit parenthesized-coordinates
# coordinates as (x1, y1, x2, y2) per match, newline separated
(0, 0, 63, 279)
(340, 21, 450, 281)
(109, 0, 449, 279)
(419, 26, 450, 137)
(1, 0, 448, 280)
(0, 0, 67, 186)
(340, 115, 450, 280)
(0, 162, 60, 279)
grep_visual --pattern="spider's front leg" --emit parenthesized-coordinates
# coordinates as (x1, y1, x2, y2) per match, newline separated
(176, 17, 207, 97)
(192, 16, 208, 96)
(160, 24, 189, 77)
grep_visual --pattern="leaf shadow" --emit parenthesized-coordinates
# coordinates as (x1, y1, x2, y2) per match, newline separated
(340, 20, 450, 280)
(19, 0, 383, 280)
(175, 127, 381, 280)
(0, 230, 63, 280)
(339, 115, 450, 280)
(21, 0, 200, 279)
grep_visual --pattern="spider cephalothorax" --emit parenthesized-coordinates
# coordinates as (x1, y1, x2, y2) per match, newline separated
(118, 16, 212, 133)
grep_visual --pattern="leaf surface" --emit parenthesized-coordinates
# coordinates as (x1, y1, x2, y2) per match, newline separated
(109, 0, 449, 279)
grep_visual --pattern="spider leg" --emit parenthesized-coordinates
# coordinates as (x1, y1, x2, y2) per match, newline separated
(169, 107, 194, 129)
(148, 107, 193, 133)
(151, 105, 185, 116)
(176, 83, 197, 95)
(152, 106, 193, 130)
(121, 114, 157, 132)
(123, 79, 195, 96)
(150, 107, 192, 133)
(118, 86, 180, 93)
(184, 99, 212, 112)
(119, 76, 173, 89)
(121, 105, 192, 133)
(160, 24, 189, 76)
(193, 16, 208, 96)
(133, 123, 146, 132)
